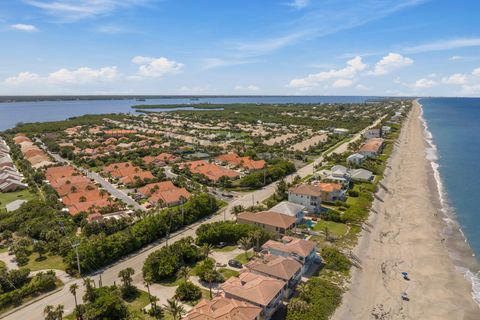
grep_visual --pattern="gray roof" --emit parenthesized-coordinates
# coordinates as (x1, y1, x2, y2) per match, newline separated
(270, 201, 306, 217)
(350, 168, 373, 181)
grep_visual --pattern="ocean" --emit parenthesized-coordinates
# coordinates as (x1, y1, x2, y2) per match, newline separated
(0, 96, 373, 131)
(420, 97, 480, 302)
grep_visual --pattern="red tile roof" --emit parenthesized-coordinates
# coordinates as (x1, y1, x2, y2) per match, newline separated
(184, 160, 239, 182)
(216, 153, 265, 171)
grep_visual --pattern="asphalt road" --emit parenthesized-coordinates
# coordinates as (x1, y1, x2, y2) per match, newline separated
(3, 117, 384, 319)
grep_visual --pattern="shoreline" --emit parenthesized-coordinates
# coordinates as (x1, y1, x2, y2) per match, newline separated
(332, 100, 480, 320)
(419, 99, 480, 304)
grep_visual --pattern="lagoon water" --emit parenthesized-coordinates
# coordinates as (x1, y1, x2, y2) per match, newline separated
(0, 96, 372, 131)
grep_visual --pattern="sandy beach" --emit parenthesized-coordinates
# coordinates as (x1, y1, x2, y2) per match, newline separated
(333, 101, 480, 320)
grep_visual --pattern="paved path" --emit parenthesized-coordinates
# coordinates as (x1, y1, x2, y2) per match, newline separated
(3, 117, 385, 320)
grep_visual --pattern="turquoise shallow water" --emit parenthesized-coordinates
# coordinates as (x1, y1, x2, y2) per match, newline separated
(421, 98, 480, 258)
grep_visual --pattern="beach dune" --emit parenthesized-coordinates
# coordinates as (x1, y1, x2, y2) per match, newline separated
(333, 101, 479, 320)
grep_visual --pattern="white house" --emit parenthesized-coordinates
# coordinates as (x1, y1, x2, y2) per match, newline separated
(382, 126, 392, 135)
(347, 153, 365, 166)
(269, 201, 307, 224)
(333, 128, 349, 135)
(350, 168, 374, 182)
(363, 128, 381, 139)
(287, 184, 322, 214)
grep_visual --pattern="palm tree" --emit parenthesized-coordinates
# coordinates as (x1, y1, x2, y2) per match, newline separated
(249, 229, 262, 251)
(163, 298, 186, 320)
(238, 237, 252, 261)
(176, 266, 191, 282)
(69, 284, 80, 320)
(200, 243, 213, 259)
(296, 282, 309, 298)
(203, 270, 216, 299)
(44, 304, 64, 320)
(118, 267, 135, 293)
(289, 299, 309, 313)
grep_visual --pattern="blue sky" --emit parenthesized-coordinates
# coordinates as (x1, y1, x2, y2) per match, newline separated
(1, 0, 480, 96)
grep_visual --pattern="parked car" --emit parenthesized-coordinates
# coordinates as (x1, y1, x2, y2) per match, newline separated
(215, 262, 227, 268)
(217, 242, 227, 248)
(228, 259, 243, 268)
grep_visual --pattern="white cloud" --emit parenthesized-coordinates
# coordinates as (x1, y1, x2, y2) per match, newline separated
(405, 38, 480, 53)
(369, 53, 413, 76)
(4, 72, 40, 85)
(462, 84, 480, 95)
(473, 68, 480, 77)
(332, 79, 355, 88)
(48, 66, 119, 83)
(410, 78, 437, 89)
(25, 0, 150, 21)
(177, 85, 212, 94)
(287, 0, 310, 9)
(234, 85, 260, 92)
(442, 73, 467, 85)
(288, 56, 366, 88)
(450, 55, 463, 61)
(200, 58, 254, 70)
(132, 56, 184, 78)
(10, 24, 38, 32)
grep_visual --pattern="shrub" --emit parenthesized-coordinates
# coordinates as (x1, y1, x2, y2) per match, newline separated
(321, 247, 351, 272)
(175, 281, 202, 302)
(348, 190, 359, 197)
(195, 221, 270, 246)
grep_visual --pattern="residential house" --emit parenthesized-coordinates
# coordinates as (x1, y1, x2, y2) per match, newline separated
(183, 160, 239, 182)
(269, 201, 306, 224)
(237, 211, 296, 236)
(350, 168, 374, 182)
(363, 128, 381, 139)
(103, 162, 154, 185)
(215, 152, 266, 171)
(220, 271, 285, 320)
(245, 254, 302, 297)
(316, 165, 350, 186)
(333, 128, 349, 135)
(137, 181, 190, 207)
(382, 126, 392, 135)
(358, 138, 384, 158)
(262, 236, 317, 275)
(346, 153, 365, 166)
(315, 182, 345, 202)
(287, 184, 322, 213)
(183, 296, 262, 320)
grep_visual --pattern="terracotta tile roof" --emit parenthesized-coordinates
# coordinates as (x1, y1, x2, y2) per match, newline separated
(143, 153, 178, 165)
(103, 129, 137, 135)
(317, 182, 342, 193)
(138, 181, 190, 205)
(288, 184, 322, 197)
(184, 160, 239, 182)
(220, 271, 285, 307)
(246, 254, 302, 281)
(237, 211, 296, 229)
(184, 297, 261, 320)
(216, 153, 265, 171)
(46, 165, 77, 181)
(262, 236, 316, 260)
(103, 162, 154, 184)
(359, 138, 384, 153)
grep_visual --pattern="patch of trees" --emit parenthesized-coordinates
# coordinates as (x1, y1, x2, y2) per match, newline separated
(286, 278, 342, 320)
(238, 159, 296, 189)
(0, 269, 57, 311)
(321, 247, 351, 272)
(142, 237, 200, 281)
(65, 193, 218, 274)
(195, 221, 271, 247)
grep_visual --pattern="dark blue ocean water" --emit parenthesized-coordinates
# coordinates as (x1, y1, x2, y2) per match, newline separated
(421, 98, 480, 257)
(0, 96, 374, 131)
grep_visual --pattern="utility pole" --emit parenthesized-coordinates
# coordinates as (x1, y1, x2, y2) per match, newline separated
(72, 241, 81, 276)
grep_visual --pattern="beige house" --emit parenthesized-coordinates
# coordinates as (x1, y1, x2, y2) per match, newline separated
(220, 271, 285, 320)
(246, 254, 302, 297)
(183, 296, 261, 320)
(236, 211, 296, 235)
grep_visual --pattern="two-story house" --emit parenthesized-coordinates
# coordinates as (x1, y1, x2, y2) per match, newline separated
(288, 184, 322, 214)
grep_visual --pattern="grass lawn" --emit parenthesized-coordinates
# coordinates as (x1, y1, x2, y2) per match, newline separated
(26, 253, 67, 271)
(312, 220, 348, 237)
(157, 275, 183, 287)
(234, 252, 252, 264)
(212, 245, 236, 253)
(0, 189, 36, 211)
(218, 268, 239, 280)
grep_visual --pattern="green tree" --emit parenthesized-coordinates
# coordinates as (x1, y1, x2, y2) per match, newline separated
(176, 266, 191, 282)
(237, 237, 252, 261)
(69, 283, 81, 320)
(163, 298, 185, 320)
(200, 243, 212, 259)
(175, 281, 201, 302)
(33, 240, 47, 261)
(204, 270, 215, 299)
(118, 267, 136, 298)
